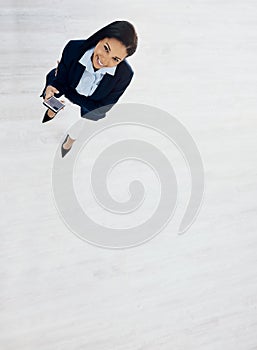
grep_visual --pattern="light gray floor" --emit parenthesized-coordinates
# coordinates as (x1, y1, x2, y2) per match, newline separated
(1, 1, 257, 349)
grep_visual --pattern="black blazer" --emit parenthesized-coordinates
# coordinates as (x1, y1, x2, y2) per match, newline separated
(40, 39, 134, 121)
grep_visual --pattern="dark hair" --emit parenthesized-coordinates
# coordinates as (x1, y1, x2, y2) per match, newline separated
(86, 20, 138, 57)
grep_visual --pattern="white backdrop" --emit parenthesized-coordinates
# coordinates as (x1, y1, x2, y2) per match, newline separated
(1, 1, 257, 349)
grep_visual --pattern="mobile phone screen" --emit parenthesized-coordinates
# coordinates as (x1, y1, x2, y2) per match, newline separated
(43, 96, 64, 112)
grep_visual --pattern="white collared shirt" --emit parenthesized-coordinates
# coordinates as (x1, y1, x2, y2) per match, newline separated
(75, 46, 117, 96)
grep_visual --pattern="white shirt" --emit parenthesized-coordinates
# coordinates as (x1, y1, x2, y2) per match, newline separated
(75, 46, 117, 96)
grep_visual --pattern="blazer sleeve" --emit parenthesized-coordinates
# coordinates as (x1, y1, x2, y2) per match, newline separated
(65, 72, 134, 121)
(50, 40, 74, 95)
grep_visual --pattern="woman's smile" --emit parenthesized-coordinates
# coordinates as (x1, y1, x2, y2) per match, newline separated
(92, 37, 128, 69)
(96, 55, 105, 67)
(92, 53, 106, 69)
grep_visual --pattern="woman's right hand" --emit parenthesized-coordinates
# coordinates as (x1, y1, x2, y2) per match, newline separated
(44, 85, 59, 101)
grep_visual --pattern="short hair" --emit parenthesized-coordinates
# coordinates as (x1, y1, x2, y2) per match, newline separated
(86, 20, 138, 57)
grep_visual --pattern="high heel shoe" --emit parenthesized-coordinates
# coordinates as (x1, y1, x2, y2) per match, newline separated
(61, 134, 72, 158)
(42, 109, 56, 123)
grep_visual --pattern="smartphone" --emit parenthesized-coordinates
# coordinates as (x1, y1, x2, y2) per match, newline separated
(43, 96, 65, 113)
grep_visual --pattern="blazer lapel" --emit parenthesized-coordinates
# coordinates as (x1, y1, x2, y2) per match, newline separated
(90, 73, 114, 99)
(68, 38, 116, 98)
(69, 62, 86, 89)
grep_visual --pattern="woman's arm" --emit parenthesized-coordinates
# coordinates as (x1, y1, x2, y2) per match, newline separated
(65, 73, 134, 121)
(49, 40, 74, 95)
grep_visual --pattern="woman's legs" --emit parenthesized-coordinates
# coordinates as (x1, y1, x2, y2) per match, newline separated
(63, 135, 76, 150)
(41, 68, 87, 153)
(67, 118, 86, 139)
(63, 118, 87, 150)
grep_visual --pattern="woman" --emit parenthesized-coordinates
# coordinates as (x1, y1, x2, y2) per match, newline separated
(40, 20, 138, 157)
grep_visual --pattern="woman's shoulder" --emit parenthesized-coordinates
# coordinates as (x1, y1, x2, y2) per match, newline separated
(116, 59, 134, 78)
(65, 39, 88, 51)
(62, 39, 93, 61)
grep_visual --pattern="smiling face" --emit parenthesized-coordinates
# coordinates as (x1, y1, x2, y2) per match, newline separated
(92, 37, 128, 69)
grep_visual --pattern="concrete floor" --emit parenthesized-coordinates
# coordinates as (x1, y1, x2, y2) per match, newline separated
(1, 0, 257, 349)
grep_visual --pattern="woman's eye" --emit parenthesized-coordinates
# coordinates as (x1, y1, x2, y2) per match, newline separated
(104, 45, 109, 52)
(113, 58, 119, 62)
